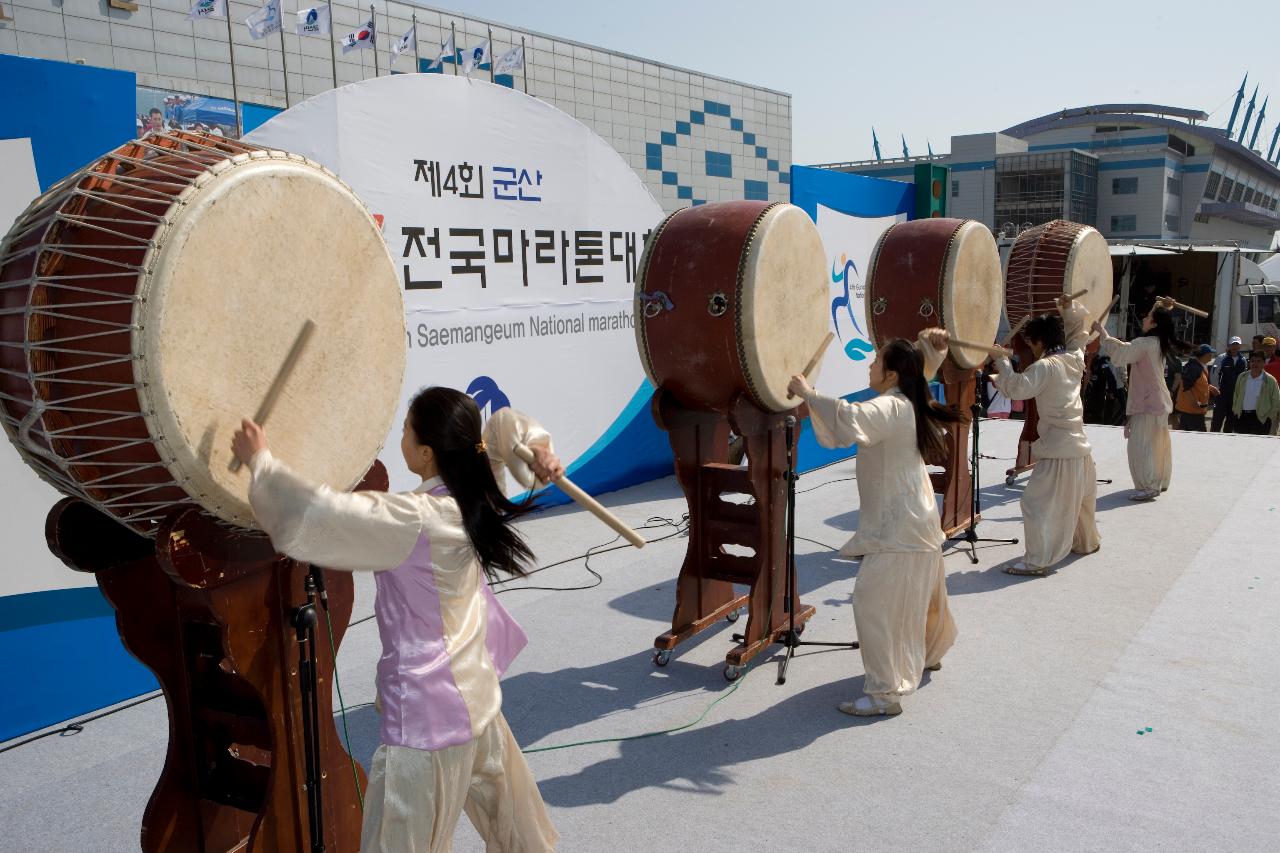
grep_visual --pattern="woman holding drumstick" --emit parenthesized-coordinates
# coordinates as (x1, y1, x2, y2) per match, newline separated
(788, 329, 960, 717)
(232, 387, 561, 852)
(1093, 300, 1190, 501)
(990, 298, 1101, 575)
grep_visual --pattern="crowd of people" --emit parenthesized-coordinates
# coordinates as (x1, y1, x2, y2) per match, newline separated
(1173, 333, 1280, 435)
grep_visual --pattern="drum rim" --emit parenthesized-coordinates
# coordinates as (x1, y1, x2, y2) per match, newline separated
(943, 219, 1002, 369)
(633, 207, 683, 393)
(734, 201, 788, 411)
(132, 150, 404, 529)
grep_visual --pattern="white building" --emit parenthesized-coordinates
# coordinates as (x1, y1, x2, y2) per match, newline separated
(0, 0, 792, 212)
(818, 105, 1280, 345)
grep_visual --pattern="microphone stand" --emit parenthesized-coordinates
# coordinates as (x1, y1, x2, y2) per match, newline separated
(292, 568, 328, 852)
(948, 372, 1019, 564)
(776, 415, 859, 686)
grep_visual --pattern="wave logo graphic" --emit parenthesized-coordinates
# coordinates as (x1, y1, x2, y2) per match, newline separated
(831, 254, 875, 362)
(467, 375, 511, 418)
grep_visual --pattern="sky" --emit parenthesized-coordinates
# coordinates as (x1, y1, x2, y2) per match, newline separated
(429, 0, 1280, 165)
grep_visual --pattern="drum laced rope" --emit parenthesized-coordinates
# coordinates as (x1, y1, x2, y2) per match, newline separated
(0, 135, 267, 533)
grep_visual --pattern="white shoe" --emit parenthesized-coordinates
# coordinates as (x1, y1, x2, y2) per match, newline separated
(838, 696, 903, 717)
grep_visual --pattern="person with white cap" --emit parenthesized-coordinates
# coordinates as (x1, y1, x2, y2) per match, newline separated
(1210, 336, 1248, 432)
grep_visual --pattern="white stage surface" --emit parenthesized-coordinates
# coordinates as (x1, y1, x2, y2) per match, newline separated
(2, 419, 1277, 852)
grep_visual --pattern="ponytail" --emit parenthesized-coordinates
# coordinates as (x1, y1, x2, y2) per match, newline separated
(879, 339, 963, 465)
(407, 387, 535, 581)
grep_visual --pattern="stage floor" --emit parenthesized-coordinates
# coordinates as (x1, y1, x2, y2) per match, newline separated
(2, 420, 1278, 852)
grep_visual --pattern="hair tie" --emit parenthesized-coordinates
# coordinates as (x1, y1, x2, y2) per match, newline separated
(475, 441, 488, 455)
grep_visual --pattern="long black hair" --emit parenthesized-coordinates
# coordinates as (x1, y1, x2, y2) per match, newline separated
(407, 387, 535, 581)
(1142, 306, 1191, 360)
(880, 339, 963, 465)
(1024, 313, 1066, 352)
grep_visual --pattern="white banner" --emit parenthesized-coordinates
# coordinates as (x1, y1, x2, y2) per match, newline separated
(296, 5, 331, 37)
(245, 0, 283, 40)
(186, 0, 226, 21)
(812, 204, 906, 396)
(247, 75, 664, 494)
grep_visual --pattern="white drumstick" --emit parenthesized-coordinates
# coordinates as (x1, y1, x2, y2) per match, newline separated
(230, 320, 315, 473)
(1086, 294, 1121, 344)
(788, 332, 836, 399)
(949, 337, 1013, 358)
(1002, 315, 1029, 347)
(512, 443, 646, 549)
(1156, 295, 1209, 318)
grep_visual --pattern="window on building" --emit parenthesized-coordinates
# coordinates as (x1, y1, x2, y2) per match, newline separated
(1112, 177, 1139, 194)
(1218, 177, 1234, 202)
(1110, 215, 1137, 232)
(1164, 213, 1180, 232)
(1194, 212, 1211, 224)
(1244, 187, 1256, 205)
(1231, 183, 1245, 202)
(1167, 134, 1195, 157)
(951, 179, 959, 198)
(1166, 176, 1182, 196)
(1203, 171, 1221, 199)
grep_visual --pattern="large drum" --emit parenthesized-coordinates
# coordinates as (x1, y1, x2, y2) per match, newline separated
(865, 218, 1002, 368)
(0, 131, 406, 536)
(1005, 219, 1112, 329)
(634, 201, 827, 413)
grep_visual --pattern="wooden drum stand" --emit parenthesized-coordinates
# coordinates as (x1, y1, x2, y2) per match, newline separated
(43, 465, 387, 852)
(649, 390, 813, 682)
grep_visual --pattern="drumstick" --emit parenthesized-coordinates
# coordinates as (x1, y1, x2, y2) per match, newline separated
(229, 320, 316, 473)
(1066, 288, 1090, 301)
(512, 443, 646, 549)
(787, 332, 836, 399)
(1085, 294, 1121, 344)
(1001, 315, 1029, 347)
(948, 337, 1013, 358)
(1156, 296, 1210, 318)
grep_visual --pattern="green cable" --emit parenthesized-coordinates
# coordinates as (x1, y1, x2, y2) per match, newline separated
(521, 662, 754, 754)
(324, 606, 365, 811)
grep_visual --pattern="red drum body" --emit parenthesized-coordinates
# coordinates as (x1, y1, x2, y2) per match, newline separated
(634, 201, 828, 413)
(866, 218, 1002, 368)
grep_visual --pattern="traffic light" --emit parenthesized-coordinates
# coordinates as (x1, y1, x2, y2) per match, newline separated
(913, 163, 949, 219)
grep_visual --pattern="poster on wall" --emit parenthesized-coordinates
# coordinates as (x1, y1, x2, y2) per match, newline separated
(247, 74, 671, 496)
(136, 86, 239, 138)
(788, 165, 914, 466)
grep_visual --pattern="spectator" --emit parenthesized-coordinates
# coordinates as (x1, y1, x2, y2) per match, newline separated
(1264, 336, 1280, 385)
(147, 108, 164, 133)
(1173, 344, 1218, 431)
(1232, 350, 1280, 435)
(1210, 336, 1248, 432)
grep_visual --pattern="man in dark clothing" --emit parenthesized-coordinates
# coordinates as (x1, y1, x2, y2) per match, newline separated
(1174, 344, 1218, 431)
(1210, 336, 1248, 432)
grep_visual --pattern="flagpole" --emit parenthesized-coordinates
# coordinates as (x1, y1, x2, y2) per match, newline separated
(370, 4, 379, 76)
(277, 7, 291, 108)
(487, 26, 494, 82)
(521, 35, 528, 93)
(223, 9, 242, 136)
(411, 12, 419, 72)
(450, 21, 457, 75)
(327, 3, 337, 88)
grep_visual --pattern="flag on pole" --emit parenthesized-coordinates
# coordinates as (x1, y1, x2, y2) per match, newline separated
(245, 0, 282, 40)
(493, 44, 524, 75)
(186, 0, 226, 21)
(461, 40, 490, 74)
(341, 17, 376, 54)
(295, 5, 331, 37)
(391, 26, 416, 65)
(428, 33, 455, 71)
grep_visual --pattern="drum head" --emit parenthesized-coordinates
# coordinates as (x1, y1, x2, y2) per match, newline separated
(137, 154, 405, 529)
(942, 221, 1002, 368)
(1065, 227, 1113, 323)
(738, 205, 828, 411)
